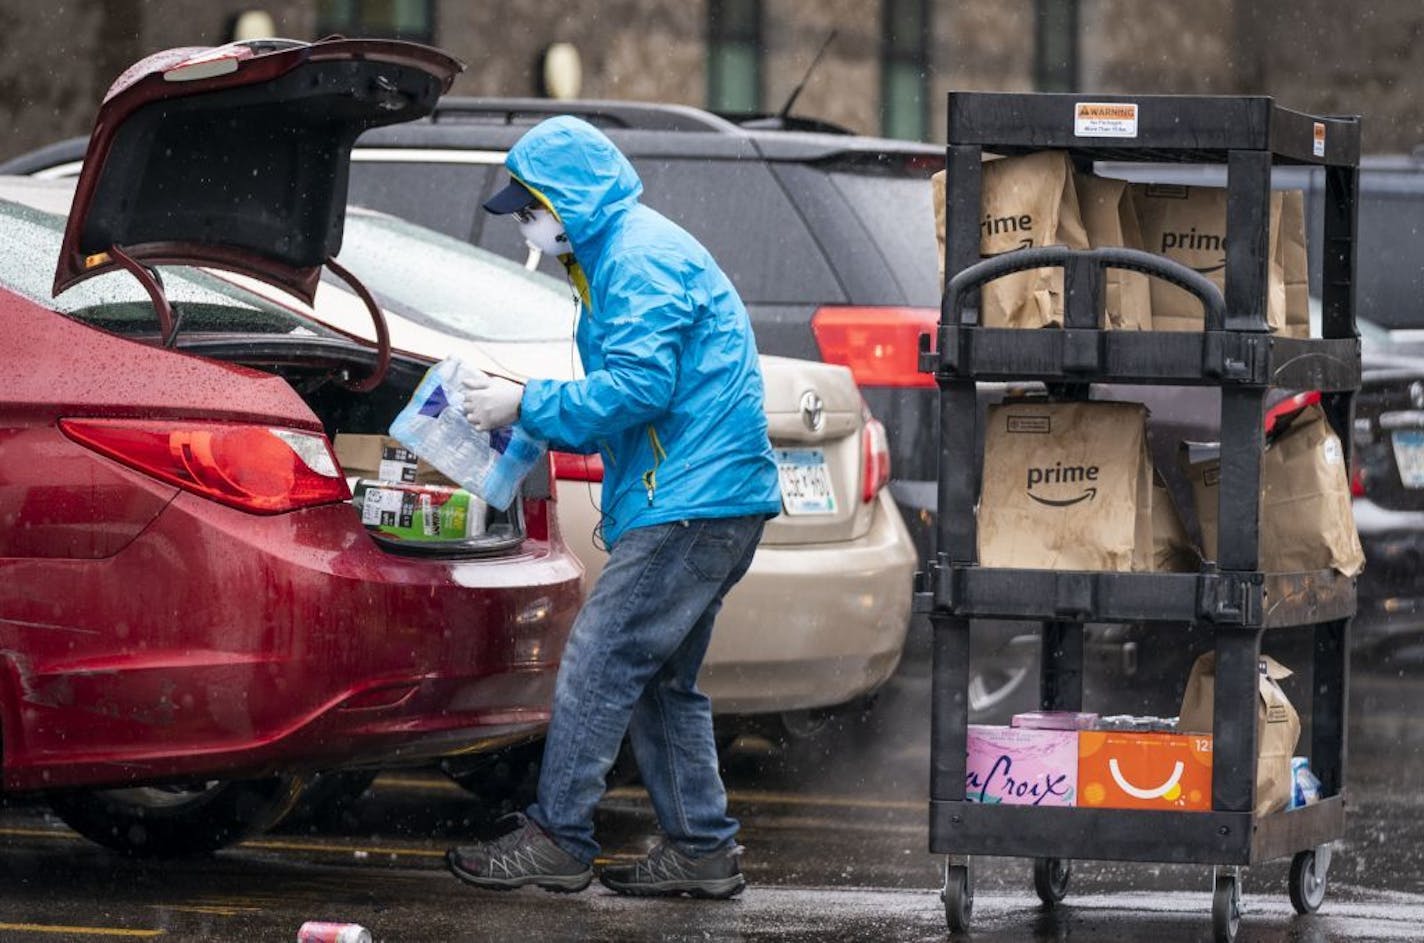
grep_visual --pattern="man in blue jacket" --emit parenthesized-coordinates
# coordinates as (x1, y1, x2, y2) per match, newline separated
(447, 116, 781, 899)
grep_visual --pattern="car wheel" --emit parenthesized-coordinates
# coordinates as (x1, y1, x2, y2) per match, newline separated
(47, 776, 307, 857)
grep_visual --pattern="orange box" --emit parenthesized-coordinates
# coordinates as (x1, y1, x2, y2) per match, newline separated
(1078, 730, 1213, 811)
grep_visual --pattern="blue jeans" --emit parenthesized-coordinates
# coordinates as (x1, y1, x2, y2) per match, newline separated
(527, 515, 764, 865)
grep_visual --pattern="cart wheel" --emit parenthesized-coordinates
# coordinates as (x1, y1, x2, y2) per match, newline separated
(1289, 846, 1330, 914)
(1212, 870, 1242, 943)
(942, 863, 973, 933)
(1033, 856, 1071, 906)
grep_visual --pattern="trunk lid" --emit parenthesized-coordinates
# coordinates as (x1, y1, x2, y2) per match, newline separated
(54, 38, 461, 304)
(759, 355, 878, 545)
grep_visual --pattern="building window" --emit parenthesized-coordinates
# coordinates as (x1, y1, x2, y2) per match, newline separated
(708, 0, 762, 114)
(316, 0, 434, 43)
(1035, 0, 1079, 92)
(882, 0, 929, 141)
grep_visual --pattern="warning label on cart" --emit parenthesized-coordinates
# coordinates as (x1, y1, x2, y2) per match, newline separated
(1074, 102, 1138, 138)
(1313, 121, 1327, 157)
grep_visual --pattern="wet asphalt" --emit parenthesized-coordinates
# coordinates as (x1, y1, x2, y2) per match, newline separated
(2, 639, 1423, 942)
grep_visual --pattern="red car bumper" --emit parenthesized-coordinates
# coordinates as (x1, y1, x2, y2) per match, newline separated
(0, 494, 582, 791)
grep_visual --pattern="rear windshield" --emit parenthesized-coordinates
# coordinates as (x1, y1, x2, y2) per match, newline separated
(0, 198, 337, 338)
(825, 157, 942, 308)
(338, 212, 576, 342)
(632, 157, 842, 305)
(347, 160, 495, 243)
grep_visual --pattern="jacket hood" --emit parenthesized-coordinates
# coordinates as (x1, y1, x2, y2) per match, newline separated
(505, 116, 643, 255)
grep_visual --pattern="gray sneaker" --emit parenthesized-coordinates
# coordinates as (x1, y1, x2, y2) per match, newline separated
(446, 814, 593, 892)
(599, 840, 746, 899)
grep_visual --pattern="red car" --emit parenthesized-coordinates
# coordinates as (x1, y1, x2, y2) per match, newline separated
(0, 39, 581, 854)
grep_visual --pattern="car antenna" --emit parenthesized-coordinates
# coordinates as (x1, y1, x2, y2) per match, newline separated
(776, 29, 837, 124)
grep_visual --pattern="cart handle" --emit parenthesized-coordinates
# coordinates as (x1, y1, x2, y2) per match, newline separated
(943, 246, 1228, 332)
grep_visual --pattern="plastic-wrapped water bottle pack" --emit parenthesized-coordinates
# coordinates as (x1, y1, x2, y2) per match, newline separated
(389, 358, 546, 511)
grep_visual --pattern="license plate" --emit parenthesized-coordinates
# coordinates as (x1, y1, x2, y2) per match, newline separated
(776, 448, 837, 515)
(1393, 430, 1424, 488)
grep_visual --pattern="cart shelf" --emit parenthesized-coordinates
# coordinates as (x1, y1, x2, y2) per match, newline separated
(948, 92, 1360, 166)
(915, 565, 1357, 628)
(930, 795, 1345, 867)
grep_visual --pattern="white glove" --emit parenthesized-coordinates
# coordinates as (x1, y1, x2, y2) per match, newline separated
(461, 371, 524, 431)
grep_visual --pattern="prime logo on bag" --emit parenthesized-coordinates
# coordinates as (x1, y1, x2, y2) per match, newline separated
(980, 401, 1153, 571)
(1026, 462, 1100, 506)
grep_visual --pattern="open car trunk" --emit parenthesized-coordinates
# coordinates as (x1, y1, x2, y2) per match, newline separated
(179, 336, 539, 556)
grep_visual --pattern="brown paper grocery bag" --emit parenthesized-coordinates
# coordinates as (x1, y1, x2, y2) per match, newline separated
(1183, 405, 1364, 576)
(1134, 183, 1288, 332)
(1178, 652, 1301, 816)
(979, 401, 1152, 571)
(1280, 189, 1310, 338)
(977, 151, 1091, 328)
(1152, 469, 1198, 572)
(932, 168, 948, 289)
(1261, 403, 1365, 575)
(1076, 174, 1152, 330)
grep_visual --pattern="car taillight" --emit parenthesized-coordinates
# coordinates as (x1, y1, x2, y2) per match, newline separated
(811, 306, 939, 388)
(552, 451, 605, 482)
(1264, 390, 1322, 437)
(59, 418, 350, 514)
(1350, 459, 1366, 497)
(861, 410, 891, 503)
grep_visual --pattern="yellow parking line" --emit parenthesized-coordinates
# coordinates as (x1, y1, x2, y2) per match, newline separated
(0, 924, 161, 938)
(605, 786, 921, 813)
(0, 826, 80, 841)
(374, 773, 922, 813)
(373, 774, 467, 796)
(243, 838, 446, 859)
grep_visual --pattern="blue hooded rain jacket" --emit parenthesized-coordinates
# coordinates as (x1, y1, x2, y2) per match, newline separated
(509, 117, 781, 545)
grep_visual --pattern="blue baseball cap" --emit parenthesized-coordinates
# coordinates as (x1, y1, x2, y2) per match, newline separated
(483, 178, 537, 214)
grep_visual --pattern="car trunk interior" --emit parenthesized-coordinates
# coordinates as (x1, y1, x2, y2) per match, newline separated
(180, 336, 533, 556)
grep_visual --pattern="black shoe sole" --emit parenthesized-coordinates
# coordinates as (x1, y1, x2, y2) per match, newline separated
(599, 873, 746, 900)
(447, 850, 593, 893)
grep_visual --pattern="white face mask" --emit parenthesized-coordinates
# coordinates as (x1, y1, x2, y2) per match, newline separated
(517, 209, 571, 256)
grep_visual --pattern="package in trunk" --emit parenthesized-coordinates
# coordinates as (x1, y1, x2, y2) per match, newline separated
(333, 433, 453, 486)
(351, 479, 484, 542)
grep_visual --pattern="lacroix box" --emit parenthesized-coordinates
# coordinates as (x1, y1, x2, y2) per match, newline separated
(966, 725, 1077, 807)
(1078, 730, 1213, 811)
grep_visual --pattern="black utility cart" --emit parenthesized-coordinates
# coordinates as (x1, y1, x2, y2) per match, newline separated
(914, 93, 1361, 942)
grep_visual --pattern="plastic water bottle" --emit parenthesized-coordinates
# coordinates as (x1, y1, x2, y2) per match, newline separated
(482, 424, 548, 511)
(389, 358, 546, 509)
(389, 358, 499, 495)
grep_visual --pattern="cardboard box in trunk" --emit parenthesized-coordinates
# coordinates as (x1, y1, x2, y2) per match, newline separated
(333, 433, 455, 487)
(351, 479, 484, 542)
